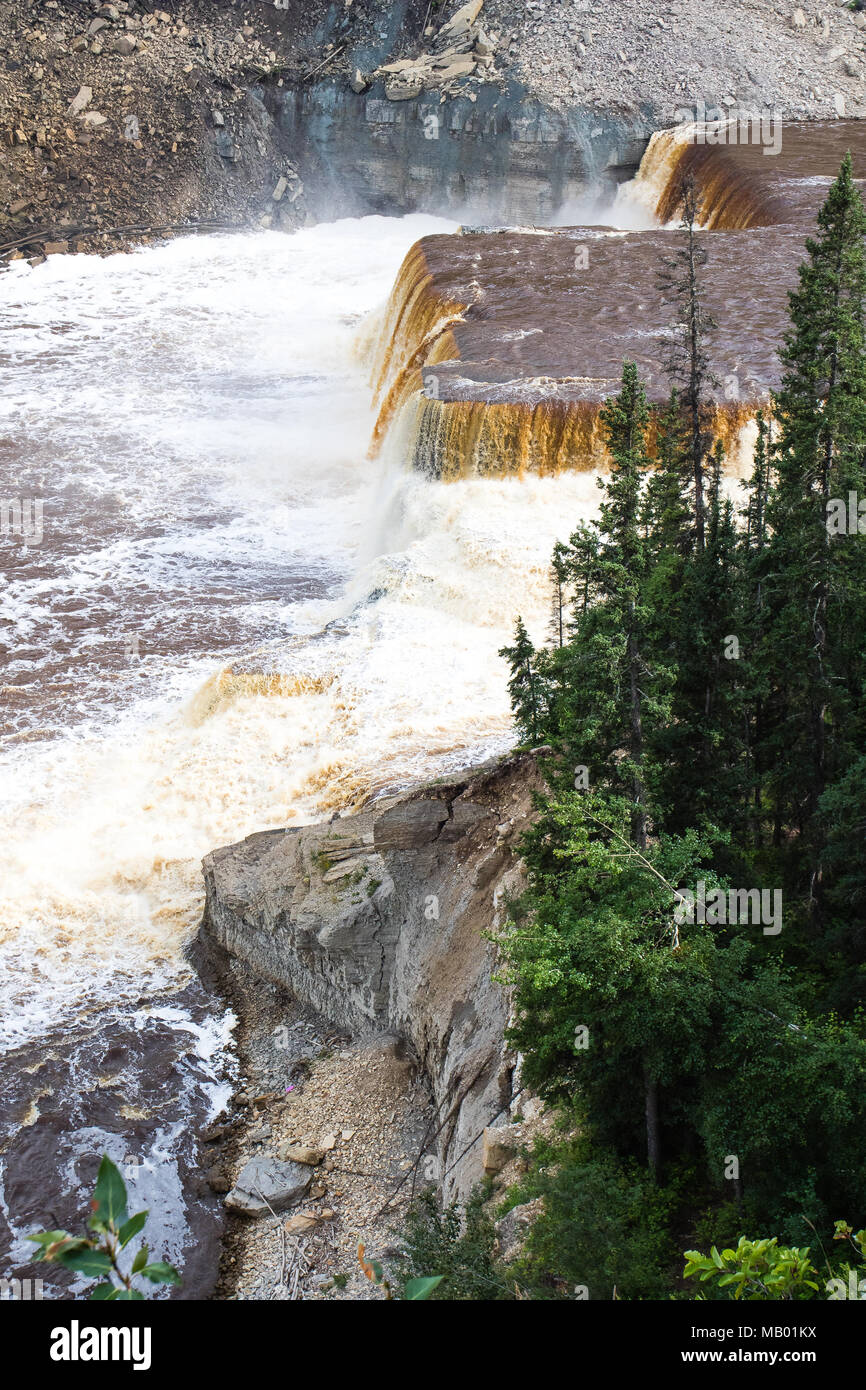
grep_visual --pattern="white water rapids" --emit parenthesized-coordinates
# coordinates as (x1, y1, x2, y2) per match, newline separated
(0, 214, 604, 1051)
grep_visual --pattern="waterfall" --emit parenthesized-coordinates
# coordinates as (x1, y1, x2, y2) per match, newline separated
(620, 123, 783, 230)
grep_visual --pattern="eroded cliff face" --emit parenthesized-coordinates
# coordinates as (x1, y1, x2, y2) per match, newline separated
(273, 76, 650, 223)
(198, 751, 545, 1199)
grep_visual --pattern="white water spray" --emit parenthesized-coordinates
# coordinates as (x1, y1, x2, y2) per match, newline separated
(0, 215, 604, 1047)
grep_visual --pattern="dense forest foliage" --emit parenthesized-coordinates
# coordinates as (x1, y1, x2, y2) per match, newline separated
(476, 157, 866, 1300)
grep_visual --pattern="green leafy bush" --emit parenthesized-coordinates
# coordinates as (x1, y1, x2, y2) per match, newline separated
(394, 1185, 511, 1300)
(683, 1237, 821, 1301)
(511, 1140, 677, 1300)
(684, 1222, 865, 1300)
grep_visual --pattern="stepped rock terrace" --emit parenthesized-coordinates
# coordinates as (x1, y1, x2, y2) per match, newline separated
(368, 121, 866, 479)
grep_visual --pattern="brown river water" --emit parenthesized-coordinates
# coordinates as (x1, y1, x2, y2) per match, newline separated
(0, 121, 862, 1299)
(369, 121, 866, 478)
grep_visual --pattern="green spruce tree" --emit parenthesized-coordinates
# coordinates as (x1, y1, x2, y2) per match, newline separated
(760, 153, 866, 885)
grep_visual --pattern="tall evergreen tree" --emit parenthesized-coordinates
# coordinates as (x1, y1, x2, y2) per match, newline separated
(495, 163, 866, 1263)
(658, 175, 718, 552)
(550, 541, 569, 648)
(642, 389, 691, 565)
(597, 362, 653, 847)
(547, 363, 671, 836)
(655, 440, 745, 838)
(499, 616, 544, 745)
(760, 153, 866, 868)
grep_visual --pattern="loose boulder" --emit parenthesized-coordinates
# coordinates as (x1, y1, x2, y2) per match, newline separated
(373, 798, 449, 850)
(481, 1123, 525, 1175)
(224, 1157, 313, 1216)
(278, 1142, 325, 1166)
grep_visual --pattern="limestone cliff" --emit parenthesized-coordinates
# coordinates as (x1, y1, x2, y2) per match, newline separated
(198, 750, 546, 1200)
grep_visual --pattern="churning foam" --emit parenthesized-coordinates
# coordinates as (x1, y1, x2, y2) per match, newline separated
(0, 216, 604, 1047)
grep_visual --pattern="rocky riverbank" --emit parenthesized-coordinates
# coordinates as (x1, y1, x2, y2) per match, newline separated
(0, 0, 308, 259)
(196, 949, 437, 1301)
(193, 750, 550, 1298)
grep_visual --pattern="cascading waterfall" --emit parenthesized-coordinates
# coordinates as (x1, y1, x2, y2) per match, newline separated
(0, 212, 607, 1292)
(363, 124, 866, 484)
(620, 122, 784, 229)
(398, 395, 609, 479)
(2, 118, 861, 1294)
(3, 136, 858, 1040)
(364, 232, 768, 483)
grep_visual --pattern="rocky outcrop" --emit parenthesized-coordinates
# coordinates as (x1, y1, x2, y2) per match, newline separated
(0, 0, 319, 261)
(273, 75, 651, 223)
(198, 751, 546, 1200)
(494, 1197, 544, 1263)
(373, 0, 498, 102)
(6, 0, 864, 264)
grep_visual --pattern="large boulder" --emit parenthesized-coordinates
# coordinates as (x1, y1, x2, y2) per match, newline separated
(439, 0, 485, 44)
(224, 1157, 313, 1216)
(372, 798, 450, 850)
(495, 1198, 544, 1262)
(482, 1122, 526, 1175)
(430, 55, 477, 83)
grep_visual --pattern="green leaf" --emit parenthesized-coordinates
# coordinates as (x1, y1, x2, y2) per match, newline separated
(27, 1229, 71, 1246)
(118, 1211, 148, 1249)
(113, 1289, 145, 1300)
(140, 1261, 181, 1286)
(58, 1249, 114, 1277)
(26, 1230, 75, 1261)
(90, 1283, 117, 1300)
(89, 1155, 128, 1231)
(404, 1276, 444, 1300)
(131, 1245, 149, 1274)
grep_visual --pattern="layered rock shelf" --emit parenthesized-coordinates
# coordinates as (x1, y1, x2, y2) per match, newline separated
(365, 121, 866, 479)
(198, 752, 546, 1202)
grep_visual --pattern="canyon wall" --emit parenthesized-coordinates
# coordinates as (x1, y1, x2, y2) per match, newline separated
(8, 0, 865, 263)
(272, 76, 650, 223)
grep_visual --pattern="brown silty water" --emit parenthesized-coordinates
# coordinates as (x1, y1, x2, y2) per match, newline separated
(1, 122, 863, 1303)
(0, 220, 448, 1301)
(368, 122, 866, 479)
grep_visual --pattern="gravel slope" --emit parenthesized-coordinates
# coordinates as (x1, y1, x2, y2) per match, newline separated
(481, 0, 866, 119)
